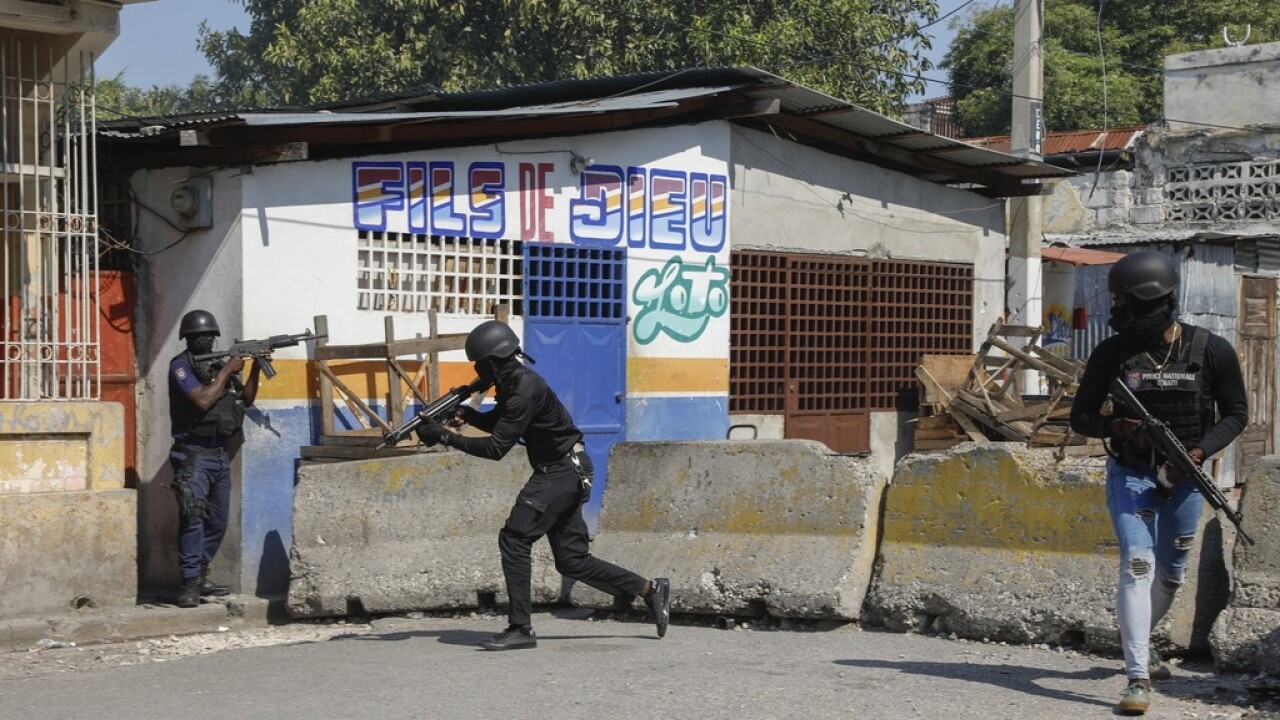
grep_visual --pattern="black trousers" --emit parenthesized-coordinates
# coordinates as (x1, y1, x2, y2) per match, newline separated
(499, 450, 646, 625)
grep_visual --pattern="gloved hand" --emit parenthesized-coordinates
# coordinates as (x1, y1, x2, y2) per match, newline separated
(414, 415, 451, 448)
(1110, 417, 1154, 450)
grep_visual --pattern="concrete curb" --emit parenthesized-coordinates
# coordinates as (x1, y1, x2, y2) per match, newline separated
(0, 596, 272, 653)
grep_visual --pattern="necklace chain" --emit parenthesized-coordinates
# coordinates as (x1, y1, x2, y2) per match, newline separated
(1144, 324, 1182, 376)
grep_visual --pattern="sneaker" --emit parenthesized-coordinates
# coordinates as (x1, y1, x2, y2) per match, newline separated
(478, 625, 537, 651)
(644, 578, 671, 638)
(1148, 648, 1171, 681)
(1118, 682, 1151, 715)
(177, 578, 202, 608)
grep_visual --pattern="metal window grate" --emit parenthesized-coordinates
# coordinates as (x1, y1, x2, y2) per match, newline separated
(788, 256, 869, 412)
(731, 252, 973, 415)
(356, 232, 523, 315)
(730, 252, 788, 412)
(868, 259, 973, 408)
(1, 39, 99, 400)
(524, 244, 625, 320)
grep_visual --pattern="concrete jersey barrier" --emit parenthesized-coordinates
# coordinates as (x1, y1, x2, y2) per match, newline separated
(572, 440, 885, 620)
(288, 447, 561, 618)
(864, 442, 1230, 654)
(1211, 456, 1280, 675)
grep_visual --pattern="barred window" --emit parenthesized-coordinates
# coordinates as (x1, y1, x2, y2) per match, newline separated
(356, 232, 523, 315)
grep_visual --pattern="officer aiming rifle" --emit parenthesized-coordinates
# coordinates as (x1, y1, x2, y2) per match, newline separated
(193, 330, 325, 380)
(1108, 378, 1253, 545)
(378, 377, 492, 449)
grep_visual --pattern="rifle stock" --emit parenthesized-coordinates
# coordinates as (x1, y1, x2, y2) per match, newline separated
(1108, 379, 1253, 545)
(377, 377, 492, 450)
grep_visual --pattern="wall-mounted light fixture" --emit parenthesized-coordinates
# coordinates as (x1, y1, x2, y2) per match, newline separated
(569, 154, 594, 174)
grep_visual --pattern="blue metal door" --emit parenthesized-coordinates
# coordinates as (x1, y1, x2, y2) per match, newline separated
(522, 245, 626, 532)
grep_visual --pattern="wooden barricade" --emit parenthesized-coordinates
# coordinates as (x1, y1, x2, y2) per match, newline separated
(301, 306, 508, 461)
(913, 321, 1104, 457)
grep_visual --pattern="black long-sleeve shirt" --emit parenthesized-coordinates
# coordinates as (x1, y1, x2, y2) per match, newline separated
(1070, 323, 1248, 458)
(445, 364, 582, 467)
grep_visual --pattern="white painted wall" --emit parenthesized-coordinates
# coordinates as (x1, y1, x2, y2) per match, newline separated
(729, 124, 1007, 350)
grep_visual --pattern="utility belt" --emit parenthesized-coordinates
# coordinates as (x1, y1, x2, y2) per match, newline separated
(535, 442, 591, 503)
(175, 444, 227, 457)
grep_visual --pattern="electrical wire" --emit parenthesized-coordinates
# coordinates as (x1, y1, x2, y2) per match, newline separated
(1087, 0, 1109, 201)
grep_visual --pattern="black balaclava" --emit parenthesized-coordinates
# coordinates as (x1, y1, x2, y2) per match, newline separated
(475, 354, 520, 388)
(187, 333, 216, 356)
(1109, 295, 1175, 347)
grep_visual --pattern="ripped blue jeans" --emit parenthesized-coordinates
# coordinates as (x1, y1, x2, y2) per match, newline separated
(1106, 458, 1203, 680)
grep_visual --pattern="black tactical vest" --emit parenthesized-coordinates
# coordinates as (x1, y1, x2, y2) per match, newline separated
(169, 351, 244, 440)
(1114, 324, 1211, 458)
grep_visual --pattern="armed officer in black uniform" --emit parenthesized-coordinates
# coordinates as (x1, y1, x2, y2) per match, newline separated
(414, 320, 670, 650)
(1070, 251, 1247, 715)
(167, 310, 267, 608)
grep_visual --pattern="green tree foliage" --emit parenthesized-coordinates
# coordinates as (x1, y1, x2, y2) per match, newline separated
(94, 73, 221, 119)
(197, 0, 941, 114)
(944, 0, 1280, 137)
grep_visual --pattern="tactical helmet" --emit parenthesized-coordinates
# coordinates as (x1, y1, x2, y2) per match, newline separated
(179, 309, 220, 339)
(465, 320, 520, 362)
(1108, 251, 1179, 302)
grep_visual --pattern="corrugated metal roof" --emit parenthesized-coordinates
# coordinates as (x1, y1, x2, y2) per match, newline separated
(966, 126, 1147, 156)
(100, 67, 1075, 187)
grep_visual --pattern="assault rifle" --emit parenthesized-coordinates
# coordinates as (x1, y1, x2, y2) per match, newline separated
(193, 330, 325, 380)
(377, 377, 492, 450)
(1108, 378, 1254, 545)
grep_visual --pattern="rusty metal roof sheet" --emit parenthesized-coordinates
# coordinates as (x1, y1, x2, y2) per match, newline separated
(965, 126, 1147, 156)
(1042, 246, 1127, 266)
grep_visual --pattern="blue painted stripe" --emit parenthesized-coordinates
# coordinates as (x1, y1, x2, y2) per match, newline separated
(626, 395, 729, 441)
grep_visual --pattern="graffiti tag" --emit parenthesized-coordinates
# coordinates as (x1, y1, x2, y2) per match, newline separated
(632, 256, 729, 344)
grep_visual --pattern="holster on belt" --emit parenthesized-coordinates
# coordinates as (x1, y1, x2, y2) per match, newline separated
(568, 443, 591, 504)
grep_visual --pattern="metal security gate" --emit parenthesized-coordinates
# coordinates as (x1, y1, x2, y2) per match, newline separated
(521, 244, 626, 531)
(0, 39, 99, 400)
(731, 252, 973, 453)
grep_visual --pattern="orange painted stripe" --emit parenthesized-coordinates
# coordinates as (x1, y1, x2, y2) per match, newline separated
(628, 357, 727, 394)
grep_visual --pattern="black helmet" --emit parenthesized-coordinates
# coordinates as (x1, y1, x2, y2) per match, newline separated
(179, 309, 220, 339)
(1108, 251, 1178, 302)
(465, 320, 520, 362)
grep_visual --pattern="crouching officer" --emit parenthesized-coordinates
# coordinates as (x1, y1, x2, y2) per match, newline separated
(414, 320, 671, 650)
(167, 309, 267, 608)
(1071, 251, 1247, 715)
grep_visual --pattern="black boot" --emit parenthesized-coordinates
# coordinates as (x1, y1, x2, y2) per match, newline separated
(199, 564, 230, 597)
(644, 578, 671, 638)
(177, 577, 202, 608)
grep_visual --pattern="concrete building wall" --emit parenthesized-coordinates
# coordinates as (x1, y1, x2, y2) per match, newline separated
(728, 124, 1008, 463)
(0, 402, 135, 618)
(1165, 42, 1280, 133)
(728, 125, 1007, 349)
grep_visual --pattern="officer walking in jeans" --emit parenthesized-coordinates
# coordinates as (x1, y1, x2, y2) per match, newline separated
(1071, 251, 1247, 715)
(414, 320, 670, 650)
(167, 310, 267, 608)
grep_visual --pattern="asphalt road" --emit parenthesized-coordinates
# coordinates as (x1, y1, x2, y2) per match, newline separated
(2, 611, 1276, 720)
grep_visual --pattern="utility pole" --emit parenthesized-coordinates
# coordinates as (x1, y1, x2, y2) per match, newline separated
(1008, 0, 1044, 393)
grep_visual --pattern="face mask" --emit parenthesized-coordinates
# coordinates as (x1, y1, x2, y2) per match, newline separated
(474, 360, 495, 383)
(1109, 297, 1174, 346)
(188, 335, 216, 355)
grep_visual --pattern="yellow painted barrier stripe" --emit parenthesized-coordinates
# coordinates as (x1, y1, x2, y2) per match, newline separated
(628, 357, 727, 394)
(253, 357, 727, 400)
